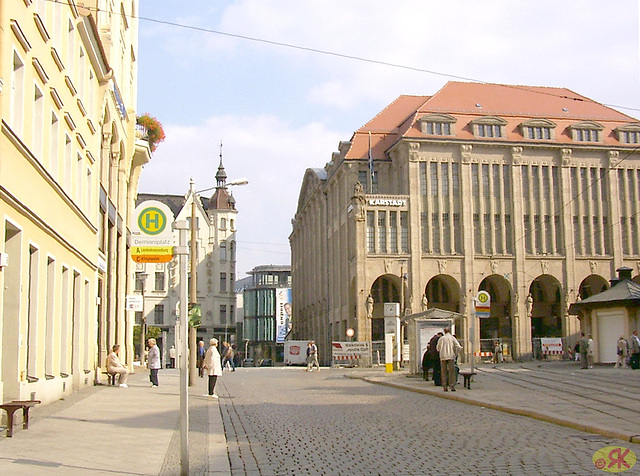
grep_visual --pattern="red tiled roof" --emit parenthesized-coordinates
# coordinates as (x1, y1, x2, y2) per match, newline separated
(344, 82, 639, 160)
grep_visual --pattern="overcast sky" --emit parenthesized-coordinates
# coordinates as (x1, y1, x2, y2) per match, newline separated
(136, 0, 640, 278)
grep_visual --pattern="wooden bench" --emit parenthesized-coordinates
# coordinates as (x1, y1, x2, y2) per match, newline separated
(459, 370, 477, 389)
(0, 400, 41, 437)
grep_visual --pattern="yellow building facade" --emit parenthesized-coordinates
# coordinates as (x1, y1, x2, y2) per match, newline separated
(0, 0, 147, 404)
(291, 82, 640, 364)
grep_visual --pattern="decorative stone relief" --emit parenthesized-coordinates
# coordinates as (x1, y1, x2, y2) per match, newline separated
(561, 148, 572, 167)
(384, 259, 392, 274)
(437, 259, 447, 275)
(352, 181, 366, 222)
(511, 146, 523, 165)
(608, 150, 621, 168)
(461, 144, 472, 163)
(490, 260, 498, 275)
(540, 260, 549, 275)
(408, 142, 421, 161)
(589, 260, 597, 275)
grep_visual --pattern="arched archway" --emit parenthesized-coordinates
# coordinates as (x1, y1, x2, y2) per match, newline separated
(478, 275, 512, 340)
(529, 275, 563, 338)
(424, 275, 460, 313)
(369, 275, 401, 341)
(579, 275, 609, 300)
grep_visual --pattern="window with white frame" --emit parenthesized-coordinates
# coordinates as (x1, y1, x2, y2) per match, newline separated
(520, 119, 556, 140)
(471, 117, 506, 138)
(571, 121, 603, 142)
(615, 124, 640, 144)
(419, 114, 456, 136)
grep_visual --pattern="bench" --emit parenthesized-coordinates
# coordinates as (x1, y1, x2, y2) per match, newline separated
(0, 400, 41, 437)
(102, 371, 118, 386)
(459, 370, 477, 389)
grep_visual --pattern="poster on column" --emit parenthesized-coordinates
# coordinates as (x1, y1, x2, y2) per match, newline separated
(276, 288, 292, 343)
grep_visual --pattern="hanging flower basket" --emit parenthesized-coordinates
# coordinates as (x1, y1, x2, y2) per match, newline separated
(136, 114, 166, 152)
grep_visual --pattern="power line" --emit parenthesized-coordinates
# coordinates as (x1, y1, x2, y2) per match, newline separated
(47, 0, 640, 114)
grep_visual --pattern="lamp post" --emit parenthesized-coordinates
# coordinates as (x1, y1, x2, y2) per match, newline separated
(187, 166, 248, 384)
(137, 272, 148, 366)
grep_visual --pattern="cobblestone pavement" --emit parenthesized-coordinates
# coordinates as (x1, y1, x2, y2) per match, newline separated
(216, 367, 640, 476)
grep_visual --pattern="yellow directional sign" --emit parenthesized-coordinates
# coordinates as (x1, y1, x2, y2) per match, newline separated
(131, 246, 173, 255)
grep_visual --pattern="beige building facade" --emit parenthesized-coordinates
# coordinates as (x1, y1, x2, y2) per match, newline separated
(290, 82, 640, 364)
(0, 0, 147, 404)
(135, 158, 240, 352)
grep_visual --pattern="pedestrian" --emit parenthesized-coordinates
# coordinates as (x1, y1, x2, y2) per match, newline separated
(578, 332, 589, 369)
(203, 338, 223, 398)
(222, 341, 236, 371)
(169, 345, 176, 369)
(421, 348, 431, 381)
(630, 330, 640, 370)
(615, 336, 628, 368)
(430, 332, 443, 386)
(587, 334, 594, 368)
(106, 344, 129, 387)
(436, 327, 462, 392)
(147, 338, 161, 387)
(197, 340, 206, 377)
(306, 341, 320, 371)
(493, 340, 503, 364)
(573, 341, 580, 362)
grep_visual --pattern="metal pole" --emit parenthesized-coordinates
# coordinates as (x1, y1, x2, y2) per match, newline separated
(470, 298, 476, 374)
(174, 220, 189, 475)
(189, 192, 197, 386)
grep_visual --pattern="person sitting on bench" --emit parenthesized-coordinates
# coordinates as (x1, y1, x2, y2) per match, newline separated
(106, 344, 129, 387)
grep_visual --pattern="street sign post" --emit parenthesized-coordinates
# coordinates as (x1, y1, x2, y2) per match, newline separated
(131, 201, 175, 263)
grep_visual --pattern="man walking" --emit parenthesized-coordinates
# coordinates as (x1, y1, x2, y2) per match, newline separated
(147, 338, 161, 387)
(630, 330, 640, 370)
(306, 341, 320, 371)
(197, 340, 206, 377)
(436, 327, 462, 392)
(579, 332, 589, 369)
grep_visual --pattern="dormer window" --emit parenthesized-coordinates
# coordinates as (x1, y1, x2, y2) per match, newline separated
(471, 116, 507, 138)
(420, 114, 456, 136)
(520, 119, 556, 141)
(570, 121, 603, 142)
(615, 123, 640, 144)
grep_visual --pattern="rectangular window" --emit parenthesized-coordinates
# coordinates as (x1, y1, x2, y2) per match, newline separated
(484, 214, 492, 253)
(155, 272, 165, 291)
(135, 272, 145, 292)
(430, 163, 438, 197)
(453, 213, 462, 253)
(505, 215, 513, 254)
(473, 213, 481, 253)
(594, 216, 602, 255)
(220, 242, 227, 261)
(154, 305, 164, 325)
(432, 213, 440, 253)
(573, 216, 582, 255)
(33, 84, 44, 159)
(377, 211, 387, 253)
(367, 211, 375, 253)
(11, 51, 25, 134)
(524, 215, 532, 254)
(389, 211, 398, 253)
(220, 305, 227, 325)
(584, 216, 593, 255)
(443, 213, 451, 254)
(495, 214, 503, 253)
(421, 212, 428, 253)
(220, 272, 227, 293)
(27, 246, 39, 379)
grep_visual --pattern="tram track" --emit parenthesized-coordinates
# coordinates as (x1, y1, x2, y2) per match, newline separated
(477, 365, 640, 421)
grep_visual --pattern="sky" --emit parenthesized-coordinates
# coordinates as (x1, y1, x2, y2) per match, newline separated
(135, 0, 640, 278)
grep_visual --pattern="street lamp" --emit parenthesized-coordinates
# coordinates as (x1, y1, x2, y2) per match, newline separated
(137, 272, 148, 366)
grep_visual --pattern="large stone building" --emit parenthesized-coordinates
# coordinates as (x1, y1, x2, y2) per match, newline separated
(0, 0, 147, 404)
(290, 82, 640, 364)
(135, 157, 240, 352)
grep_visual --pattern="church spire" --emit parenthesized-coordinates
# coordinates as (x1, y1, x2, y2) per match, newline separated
(215, 141, 227, 188)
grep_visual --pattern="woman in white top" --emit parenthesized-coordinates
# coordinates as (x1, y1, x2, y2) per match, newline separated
(203, 338, 223, 398)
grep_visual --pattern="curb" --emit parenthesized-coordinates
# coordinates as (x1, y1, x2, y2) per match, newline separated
(347, 374, 640, 444)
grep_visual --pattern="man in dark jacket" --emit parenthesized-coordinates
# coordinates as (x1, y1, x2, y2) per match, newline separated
(423, 332, 442, 385)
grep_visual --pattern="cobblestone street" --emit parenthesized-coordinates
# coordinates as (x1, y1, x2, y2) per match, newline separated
(216, 368, 640, 476)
